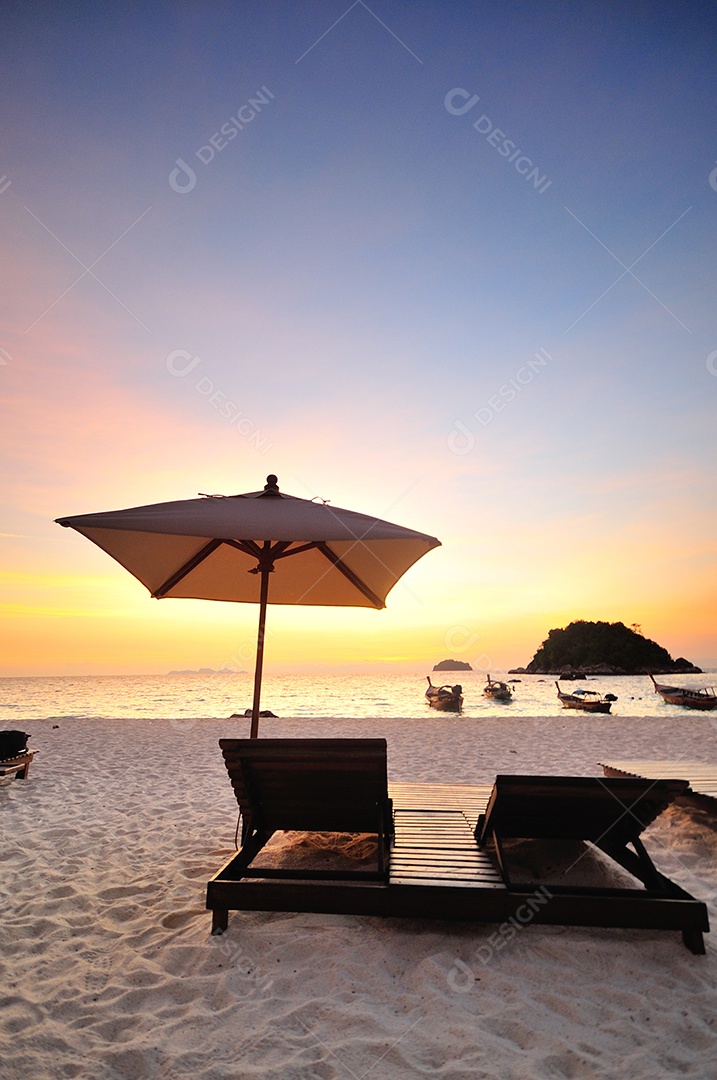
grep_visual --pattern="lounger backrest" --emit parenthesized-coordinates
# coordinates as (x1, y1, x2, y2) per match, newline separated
(219, 738, 389, 834)
(481, 775, 689, 847)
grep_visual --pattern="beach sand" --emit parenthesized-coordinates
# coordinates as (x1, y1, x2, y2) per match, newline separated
(2, 714, 717, 1079)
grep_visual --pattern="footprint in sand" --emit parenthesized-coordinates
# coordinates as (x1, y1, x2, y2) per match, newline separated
(47, 884, 76, 899)
(97, 884, 155, 901)
(44, 827, 81, 840)
(84, 952, 113, 992)
(161, 909, 202, 930)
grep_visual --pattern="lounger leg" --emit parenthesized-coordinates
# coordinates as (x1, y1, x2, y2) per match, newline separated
(211, 909, 228, 936)
(682, 929, 705, 955)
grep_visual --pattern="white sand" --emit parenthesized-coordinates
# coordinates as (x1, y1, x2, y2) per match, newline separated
(2, 713, 717, 1079)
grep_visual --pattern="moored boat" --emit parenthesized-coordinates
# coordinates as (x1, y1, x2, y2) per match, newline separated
(556, 682, 613, 713)
(483, 675, 513, 702)
(649, 673, 717, 711)
(425, 676, 463, 711)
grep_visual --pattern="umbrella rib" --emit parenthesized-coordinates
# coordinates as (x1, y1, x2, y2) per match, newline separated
(154, 539, 299, 600)
(315, 541, 385, 608)
(223, 538, 265, 559)
(223, 539, 295, 565)
(272, 541, 320, 559)
(152, 538, 224, 597)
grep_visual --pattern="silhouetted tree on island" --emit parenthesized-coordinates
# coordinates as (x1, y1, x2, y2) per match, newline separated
(518, 621, 700, 675)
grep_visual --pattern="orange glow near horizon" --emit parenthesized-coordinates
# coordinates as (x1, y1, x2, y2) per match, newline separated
(3, 548, 715, 676)
(2, 471, 717, 676)
(3, 445, 716, 678)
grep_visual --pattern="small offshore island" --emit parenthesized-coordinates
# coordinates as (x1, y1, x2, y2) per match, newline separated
(167, 668, 247, 675)
(509, 620, 701, 676)
(433, 659, 473, 671)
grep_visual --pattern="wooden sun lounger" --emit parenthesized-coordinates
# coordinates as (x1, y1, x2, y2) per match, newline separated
(207, 753, 709, 952)
(209, 738, 393, 933)
(475, 774, 709, 954)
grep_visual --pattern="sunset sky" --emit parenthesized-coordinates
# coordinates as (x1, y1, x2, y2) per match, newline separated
(2, 2, 716, 676)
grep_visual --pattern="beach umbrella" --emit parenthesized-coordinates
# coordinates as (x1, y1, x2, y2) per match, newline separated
(56, 474, 441, 736)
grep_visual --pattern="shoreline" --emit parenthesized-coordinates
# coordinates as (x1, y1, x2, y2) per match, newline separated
(15, 711, 717, 781)
(4, 670, 716, 724)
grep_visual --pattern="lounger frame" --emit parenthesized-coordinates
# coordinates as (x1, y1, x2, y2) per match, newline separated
(0, 751, 35, 780)
(207, 750, 709, 953)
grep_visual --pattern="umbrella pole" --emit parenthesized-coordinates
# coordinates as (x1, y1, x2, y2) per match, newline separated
(249, 561, 271, 739)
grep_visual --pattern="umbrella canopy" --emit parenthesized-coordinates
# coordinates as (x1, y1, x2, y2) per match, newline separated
(56, 474, 441, 734)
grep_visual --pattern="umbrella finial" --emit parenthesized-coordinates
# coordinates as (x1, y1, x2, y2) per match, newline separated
(262, 474, 280, 496)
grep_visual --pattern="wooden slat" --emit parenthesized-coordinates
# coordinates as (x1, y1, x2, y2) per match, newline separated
(391, 851, 496, 866)
(389, 782, 491, 831)
(600, 761, 717, 804)
(388, 804, 502, 889)
(391, 866, 502, 885)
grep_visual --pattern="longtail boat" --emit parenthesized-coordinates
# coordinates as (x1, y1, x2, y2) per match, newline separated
(425, 676, 463, 711)
(649, 673, 717, 711)
(556, 682, 613, 713)
(483, 675, 513, 702)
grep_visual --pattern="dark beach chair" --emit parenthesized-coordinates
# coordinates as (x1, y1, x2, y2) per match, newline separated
(0, 731, 35, 781)
(210, 738, 393, 933)
(475, 774, 710, 953)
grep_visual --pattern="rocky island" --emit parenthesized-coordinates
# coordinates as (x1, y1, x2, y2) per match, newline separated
(509, 620, 701, 676)
(167, 668, 246, 675)
(433, 659, 473, 672)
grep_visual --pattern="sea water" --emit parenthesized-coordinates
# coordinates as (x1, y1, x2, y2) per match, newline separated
(1, 671, 715, 722)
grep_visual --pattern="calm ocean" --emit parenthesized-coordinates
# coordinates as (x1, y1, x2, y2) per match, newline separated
(2, 671, 715, 722)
